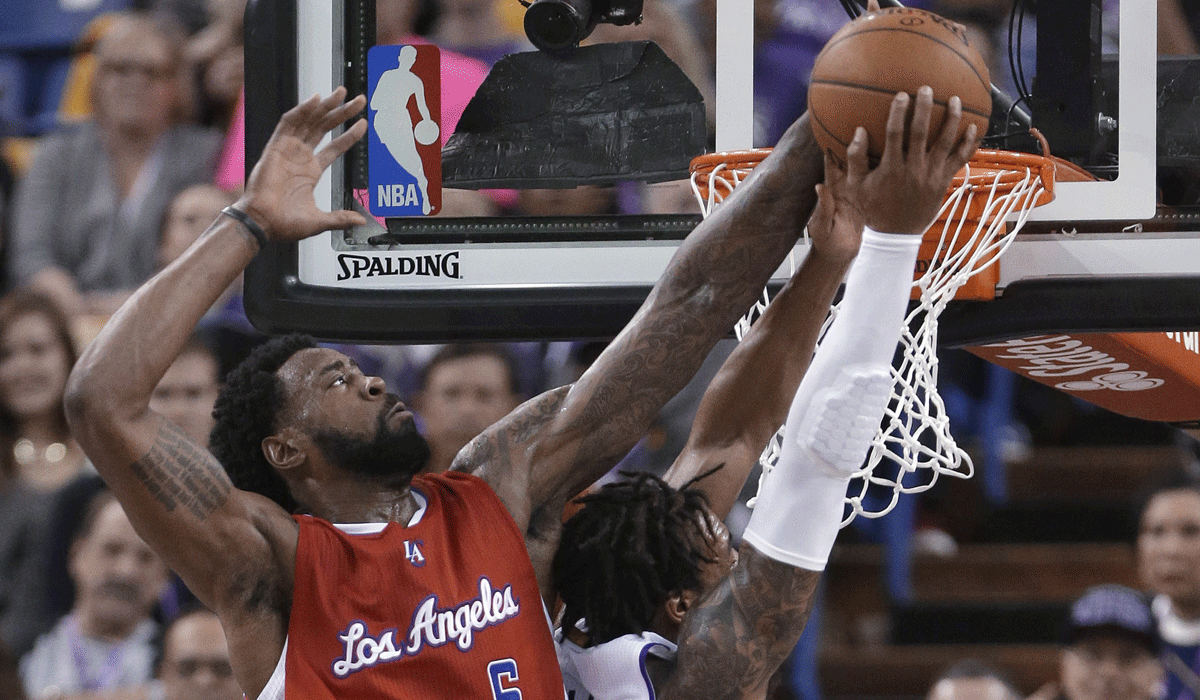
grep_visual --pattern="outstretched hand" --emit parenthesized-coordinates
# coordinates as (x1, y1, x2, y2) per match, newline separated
(236, 87, 369, 242)
(837, 86, 979, 236)
(806, 151, 866, 265)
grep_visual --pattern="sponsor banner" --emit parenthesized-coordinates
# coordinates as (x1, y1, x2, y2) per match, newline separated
(969, 332, 1200, 423)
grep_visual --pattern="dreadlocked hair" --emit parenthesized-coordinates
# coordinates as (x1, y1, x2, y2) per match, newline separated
(554, 470, 718, 645)
(209, 333, 317, 513)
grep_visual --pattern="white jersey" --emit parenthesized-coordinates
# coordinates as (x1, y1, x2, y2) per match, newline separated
(556, 630, 677, 700)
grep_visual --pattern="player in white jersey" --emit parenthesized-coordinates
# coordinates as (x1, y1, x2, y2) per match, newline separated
(555, 84, 980, 700)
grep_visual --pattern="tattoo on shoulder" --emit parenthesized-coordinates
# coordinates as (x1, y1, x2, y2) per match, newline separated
(666, 547, 821, 700)
(129, 421, 232, 521)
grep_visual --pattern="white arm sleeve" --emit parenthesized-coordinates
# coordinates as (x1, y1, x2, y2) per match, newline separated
(741, 228, 922, 571)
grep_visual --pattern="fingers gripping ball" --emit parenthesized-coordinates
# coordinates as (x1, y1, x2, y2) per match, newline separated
(808, 7, 991, 163)
(414, 119, 440, 146)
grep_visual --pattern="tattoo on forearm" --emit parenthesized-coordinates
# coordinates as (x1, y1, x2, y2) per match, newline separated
(567, 155, 823, 470)
(510, 387, 569, 444)
(666, 546, 822, 700)
(129, 421, 232, 521)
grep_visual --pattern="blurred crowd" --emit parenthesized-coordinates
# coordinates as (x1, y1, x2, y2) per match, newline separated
(1, 0, 1199, 699)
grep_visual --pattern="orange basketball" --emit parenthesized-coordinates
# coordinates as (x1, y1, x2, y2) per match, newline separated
(808, 7, 991, 163)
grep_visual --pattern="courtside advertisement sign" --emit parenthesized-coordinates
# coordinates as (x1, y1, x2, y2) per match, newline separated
(367, 44, 441, 216)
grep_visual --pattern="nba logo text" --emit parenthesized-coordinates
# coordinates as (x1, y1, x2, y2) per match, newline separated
(367, 44, 442, 216)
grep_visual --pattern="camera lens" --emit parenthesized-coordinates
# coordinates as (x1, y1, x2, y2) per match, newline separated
(524, 0, 592, 53)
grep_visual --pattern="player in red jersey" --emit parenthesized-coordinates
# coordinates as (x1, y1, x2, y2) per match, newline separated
(63, 87, 826, 699)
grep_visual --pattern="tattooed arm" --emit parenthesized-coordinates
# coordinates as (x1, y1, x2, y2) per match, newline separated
(464, 112, 824, 531)
(64, 90, 367, 695)
(661, 172, 862, 519)
(664, 545, 821, 700)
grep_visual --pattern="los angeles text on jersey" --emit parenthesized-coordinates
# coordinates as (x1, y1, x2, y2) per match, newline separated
(331, 577, 520, 677)
(335, 251, 461, 281)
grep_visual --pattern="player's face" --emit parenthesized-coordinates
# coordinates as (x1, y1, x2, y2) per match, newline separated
(1138, 490, 1200, 608)
(160, 612, 240, 700)
(278, 348, 430, 480)
(0, 312, 71, 421)
(1060, 634, 1161, 700)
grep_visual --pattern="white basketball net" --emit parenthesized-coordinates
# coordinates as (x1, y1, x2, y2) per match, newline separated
(690, 156, 1049, 526)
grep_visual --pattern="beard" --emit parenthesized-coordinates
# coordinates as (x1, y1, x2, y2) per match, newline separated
(312, 396, 431, 483)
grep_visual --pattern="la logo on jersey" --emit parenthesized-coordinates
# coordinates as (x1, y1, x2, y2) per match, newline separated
(404, 539, 425, 567)
(367, 44, 441, 216)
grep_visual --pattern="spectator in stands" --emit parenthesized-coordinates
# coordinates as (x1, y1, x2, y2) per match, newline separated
(156, 607, 240, 700)
(149, 334, 221, 448)
(185, 0, 246, 132)
(926, 659, 1022, 700)
(158, 184, 237, 272)
(0, 290, 88, 655)
(1137, 477, 1200, 700)
(414, 344, 522, 473)
(8, 12, 221, 318)
(1032, 585, 1164, 700)
(0, 290, 85, 493)
(20, 490, 169, 700)
(429, 0, 528, 67)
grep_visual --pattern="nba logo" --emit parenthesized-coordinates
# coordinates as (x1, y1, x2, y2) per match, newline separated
(367, 44, 441, 216)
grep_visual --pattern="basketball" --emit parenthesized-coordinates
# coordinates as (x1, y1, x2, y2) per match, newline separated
(808, 7, 991, 163)
(414, 119, 440, 146)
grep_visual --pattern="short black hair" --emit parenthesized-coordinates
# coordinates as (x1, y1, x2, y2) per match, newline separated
(72, 488, 118, 547)
(553, 471, 717, 645)
(154, 604, 217, 677)
(1131, 471, 1200, 542)
(417, 344, 521, 395)
(209, 334, 317, 513)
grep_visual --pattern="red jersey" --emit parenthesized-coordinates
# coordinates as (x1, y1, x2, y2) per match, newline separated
(283, 471, 565, 699)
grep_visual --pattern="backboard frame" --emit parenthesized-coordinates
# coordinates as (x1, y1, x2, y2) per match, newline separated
(242, 0, 1199, 345)
(243, 0, 713, 343)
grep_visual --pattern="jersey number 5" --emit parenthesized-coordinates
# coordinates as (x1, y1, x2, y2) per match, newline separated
(488, 658, 522, 700)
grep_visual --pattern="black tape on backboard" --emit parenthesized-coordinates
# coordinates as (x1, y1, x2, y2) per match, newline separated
(442, 41, 706, 188)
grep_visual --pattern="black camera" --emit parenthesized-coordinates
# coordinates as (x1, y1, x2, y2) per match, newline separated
(521, 0, 644, 53)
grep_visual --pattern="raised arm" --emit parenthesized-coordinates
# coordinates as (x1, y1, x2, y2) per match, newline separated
(663, 88, 979, 700)
(661, 177, 862, 519)
(64, 90, 366, 691)
(464, 112, 826, 526)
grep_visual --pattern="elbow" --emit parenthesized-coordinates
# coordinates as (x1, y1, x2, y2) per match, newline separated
(63, 360, 98, 432)
(63, 355, 125, 435)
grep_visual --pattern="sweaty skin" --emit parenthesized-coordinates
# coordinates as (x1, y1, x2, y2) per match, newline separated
(65, 88, 825, 697)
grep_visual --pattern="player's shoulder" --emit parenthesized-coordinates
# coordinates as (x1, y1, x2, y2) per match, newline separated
(411, 470, 511, 513)
(558, 630, 678, 700)
(413, 469, 489, 493)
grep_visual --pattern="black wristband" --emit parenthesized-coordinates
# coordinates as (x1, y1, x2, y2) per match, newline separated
(220, 206, 269, 250)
